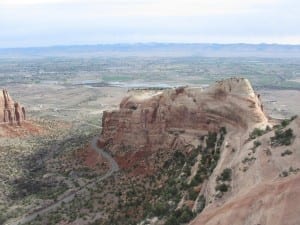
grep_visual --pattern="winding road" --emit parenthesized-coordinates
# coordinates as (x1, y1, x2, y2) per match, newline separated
(5, 137, 119, 225)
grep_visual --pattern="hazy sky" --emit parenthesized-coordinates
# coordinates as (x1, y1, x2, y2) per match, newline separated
(0, 0, 299, 47)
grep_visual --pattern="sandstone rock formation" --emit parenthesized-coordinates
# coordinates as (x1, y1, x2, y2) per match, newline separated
(0, 89, 26, 125)
(99, 77, 300, 225)
(99, 77, 267, 154)
(190, 174, 300, 225)
(190, 117, 300, 225)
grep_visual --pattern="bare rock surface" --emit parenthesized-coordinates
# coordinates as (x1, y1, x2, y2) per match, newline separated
(0, 89, 26, 125)
(190, 173, 300, 225)
(189, 116, 300, 225)
(99, 77, 300, 225)
(99, 77, 267, 154)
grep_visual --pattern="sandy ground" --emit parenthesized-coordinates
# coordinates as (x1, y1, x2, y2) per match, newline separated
(6, 84, 128, 123)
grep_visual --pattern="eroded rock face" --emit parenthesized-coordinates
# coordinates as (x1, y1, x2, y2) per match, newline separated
(190, 173, 300, 225)
(189, 116, 300, 225)
(99, 78, 268, 154)
(0, 89, 26, 125)
(98, 77, 300, 225)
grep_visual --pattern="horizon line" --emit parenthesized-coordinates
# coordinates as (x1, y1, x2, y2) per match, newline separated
(1, 42, 300, 50)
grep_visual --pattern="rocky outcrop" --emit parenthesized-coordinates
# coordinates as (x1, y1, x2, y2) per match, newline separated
(190, 173, 300, 225)
(0, 89, 26, 125)
(98, 78, 300, 225)
(189, 117, 300, 225)
(99, 78, 268, 154)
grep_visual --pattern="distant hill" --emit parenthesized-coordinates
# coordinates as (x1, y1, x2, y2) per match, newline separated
(0, 43, 300, 58)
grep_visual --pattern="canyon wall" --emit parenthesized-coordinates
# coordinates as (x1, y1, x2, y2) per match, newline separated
(99, 77, 300, 225)
(99, 77, 267, 154)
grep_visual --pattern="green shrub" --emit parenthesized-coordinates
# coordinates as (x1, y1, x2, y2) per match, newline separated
(165, 206, 195, 225)
(165, 215, 179, 225)
(178, 206, 194, 223)
(217, 168, 232, 182)
(281, 149, 293, 157)
(276, 115, 297, 129)
(249, 128, 264, 139)
(0, 213, 7, 224)
(242, 156, 256, 164)
(151, 202, 169, 217)
(220, 126, 227, 135)
(290, 115, 298, 121)
(190, 172, 203, 186)
(215, 183, 229, 192)
(271, 128, 294, 146)
(195, 195, 206, 213)
(280, 170, 289, 177)
(206, 132, 217, 148)
(253, 140, 261, 148)
(187, 188, 198, 201)
(281, 119, 290, 127)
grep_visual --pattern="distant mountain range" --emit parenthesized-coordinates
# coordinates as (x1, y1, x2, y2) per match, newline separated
(0, 43, 300, 58)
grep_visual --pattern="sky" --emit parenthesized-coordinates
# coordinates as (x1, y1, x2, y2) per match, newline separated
(0, 0, 299, 48)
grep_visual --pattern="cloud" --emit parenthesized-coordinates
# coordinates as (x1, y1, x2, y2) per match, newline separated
(0, 0, 299, 47)
(0, 0, 284, 15)
(0, 0, 78, 5)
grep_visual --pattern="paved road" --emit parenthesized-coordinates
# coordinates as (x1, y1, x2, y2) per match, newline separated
(6, 137, 119, 225)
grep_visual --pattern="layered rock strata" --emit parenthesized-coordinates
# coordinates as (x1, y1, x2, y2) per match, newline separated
(99, 77, 267, 154)
(99, 78, 300, 225)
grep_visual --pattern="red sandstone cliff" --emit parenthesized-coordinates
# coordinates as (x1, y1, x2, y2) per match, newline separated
(98, 78, 300, 225)
(99, 78, 267, 154)
(0, 89, 26, 126)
